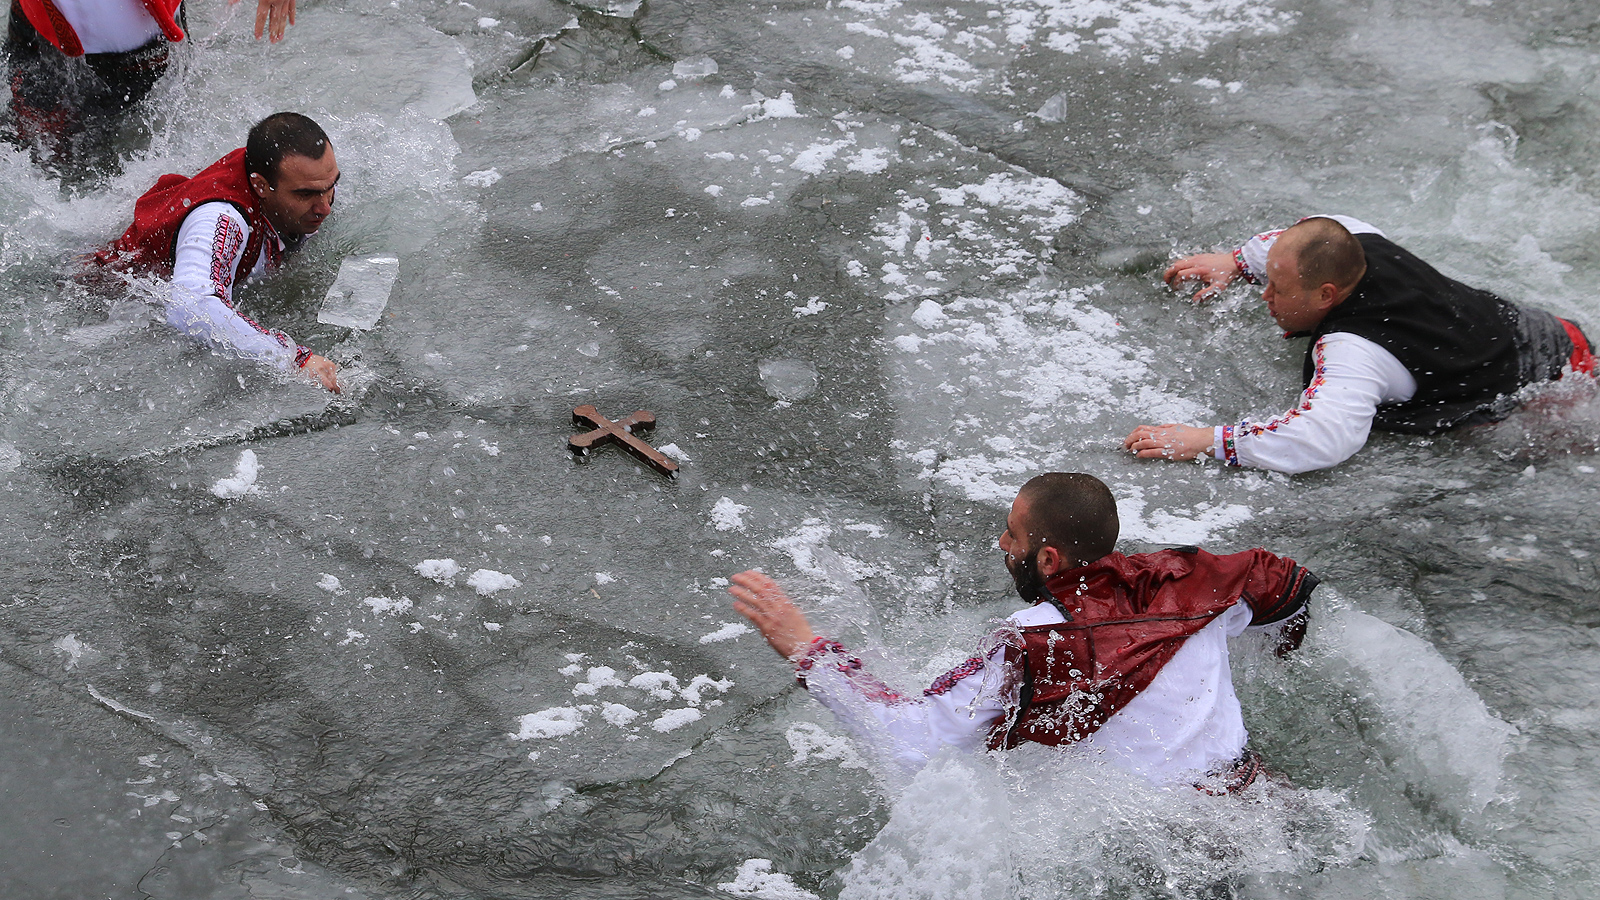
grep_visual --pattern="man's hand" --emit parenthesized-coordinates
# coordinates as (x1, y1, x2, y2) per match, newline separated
(729, 570, 814, 660)
(235, 0, 296, 42)
(1164, 252, 1240, 303)
(303, 354, 341, 393)
(1124, 423, 1214, 461)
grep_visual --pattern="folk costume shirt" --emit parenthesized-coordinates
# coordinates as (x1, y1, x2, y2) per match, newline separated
(165, 202, 307, 372)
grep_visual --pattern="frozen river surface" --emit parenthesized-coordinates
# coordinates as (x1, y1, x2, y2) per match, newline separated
(2, 0, 1599, 897)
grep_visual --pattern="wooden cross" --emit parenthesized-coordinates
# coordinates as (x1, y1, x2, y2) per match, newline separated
(568, 405, 679, 477)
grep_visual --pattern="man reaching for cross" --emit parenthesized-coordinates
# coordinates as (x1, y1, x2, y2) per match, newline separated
(1125, 215, 1595, 474)
(729, 473, 1317, 789)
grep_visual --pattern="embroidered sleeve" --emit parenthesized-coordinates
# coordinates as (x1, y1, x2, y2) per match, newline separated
(1222, 334, 1414, 474)
(793, 637, 1009, 775)
(164, 203, 301, 372)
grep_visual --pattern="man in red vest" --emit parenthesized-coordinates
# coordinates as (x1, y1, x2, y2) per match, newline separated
(96, 111, 340, 392)
(5, 0, 296, 175)
(729, 473, 1316, 789)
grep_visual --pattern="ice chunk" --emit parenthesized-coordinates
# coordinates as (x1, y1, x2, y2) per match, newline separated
(758, 359, 819, 402)
(317, 574, 346, 594)
(710, 497, 750, 531)
(673, 56, 719, 78)
(211, 450, 261, 499)
(318, 256, 400, 331)
(698, 622, 750, 644)
(415, 558, 462, 584)
(651, 708, 702, 732)
(362, 596, 413, 616)
(1034, 92, 1071, 123)
(601, 703, 640, 727)
(658, 442, 691, 462)
(467, 569, 520, 595)
(462, 168, 501, 187)
(510, 707, 585, 739)
(629, 671, 680, 700)
(0, 442, 20, 473)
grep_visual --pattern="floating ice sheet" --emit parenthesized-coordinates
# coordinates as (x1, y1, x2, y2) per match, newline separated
(319, 256, 400, 331)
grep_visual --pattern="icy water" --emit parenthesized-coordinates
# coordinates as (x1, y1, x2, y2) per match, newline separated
(3, 0, 1599, 897)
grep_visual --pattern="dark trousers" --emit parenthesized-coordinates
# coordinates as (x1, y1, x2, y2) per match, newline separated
(4, 0, 181, 181)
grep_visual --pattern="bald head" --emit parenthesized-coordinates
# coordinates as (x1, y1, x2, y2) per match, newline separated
(1016, 473, 1119, 567)
(1277, 216, 1366, 296)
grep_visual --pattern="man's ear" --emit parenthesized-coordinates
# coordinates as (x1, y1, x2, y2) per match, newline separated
(1035, 543, 1065, 578)
(1318, 281, 1341, 310)
(248, 172, 269, 198)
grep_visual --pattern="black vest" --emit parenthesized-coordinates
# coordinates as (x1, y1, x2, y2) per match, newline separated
(1301, 234, 1572, 434)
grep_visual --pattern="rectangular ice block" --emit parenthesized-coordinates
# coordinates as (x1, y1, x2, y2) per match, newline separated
(318, 255, 400, 330)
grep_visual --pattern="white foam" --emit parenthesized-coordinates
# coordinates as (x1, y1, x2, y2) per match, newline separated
(717, 858, 820, 899)
(786, 722, 867, 769)
(316, 574, 347, 595)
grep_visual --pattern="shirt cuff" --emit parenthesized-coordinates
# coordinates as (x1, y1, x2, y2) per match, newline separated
(294, 345, 314, 367)
(1216, 425, 1240, 467)
(1232, 247, 1260, 285)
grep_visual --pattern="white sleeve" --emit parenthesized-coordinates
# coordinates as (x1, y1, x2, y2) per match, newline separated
(795, 639, 1009, 776)
(1235, 215, 1386, 284)
(165, 202, 304, 372)
(1209, 333, 1417, 474)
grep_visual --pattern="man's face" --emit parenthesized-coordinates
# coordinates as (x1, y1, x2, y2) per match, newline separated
(1261, 243, 1330, 334)
(251, 147, 340, 239)
(999, 496, 1048, 604)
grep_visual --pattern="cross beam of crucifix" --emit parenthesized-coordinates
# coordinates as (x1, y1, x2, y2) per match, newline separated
(568, 405, 679, 477)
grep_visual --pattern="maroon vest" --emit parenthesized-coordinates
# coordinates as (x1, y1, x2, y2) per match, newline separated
(95, 148, 275, 286)
(988, 548, 1317, 750)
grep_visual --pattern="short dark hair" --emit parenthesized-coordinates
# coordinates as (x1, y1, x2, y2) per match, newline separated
(245, 112, 330, 186)
(1017, 473, 1119, 566)
(1285, 216, 1366, 292)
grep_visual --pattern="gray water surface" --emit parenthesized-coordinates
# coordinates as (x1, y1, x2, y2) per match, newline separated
(2, 0, 1598, 897)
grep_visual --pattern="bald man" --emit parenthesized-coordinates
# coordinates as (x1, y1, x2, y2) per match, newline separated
(1126, 216, 1595, 474)
(730, 473, 1316, 789)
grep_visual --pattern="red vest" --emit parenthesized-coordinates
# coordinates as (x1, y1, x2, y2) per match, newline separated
(988, 548, 1316, 750)
(96, 148, 275, 285)
(17, 0, 185, 57)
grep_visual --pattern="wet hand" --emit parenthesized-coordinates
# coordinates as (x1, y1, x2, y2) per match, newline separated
(1163, 252, 1239, 303)
(1124, 423, 1214, 462)
(729, 570, 814, 660)
(303, 354, 341, 394)
(241, 0, 296, 42)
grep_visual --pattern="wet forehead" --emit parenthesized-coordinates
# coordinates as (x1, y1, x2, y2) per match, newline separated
(276, 148, 340, 190)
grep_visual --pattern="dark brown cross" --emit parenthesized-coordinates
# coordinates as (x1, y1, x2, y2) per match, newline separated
(568, 405, 680, 477)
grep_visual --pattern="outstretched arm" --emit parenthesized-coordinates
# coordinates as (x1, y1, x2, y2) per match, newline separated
(728, 569, 1008, 774)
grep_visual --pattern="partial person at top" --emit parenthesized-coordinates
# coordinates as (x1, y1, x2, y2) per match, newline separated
(93, 111, 340, 393)
(1125, 215, 1596, 474)
(4, 0, 297, 177)
(730, 472, 1316, 791)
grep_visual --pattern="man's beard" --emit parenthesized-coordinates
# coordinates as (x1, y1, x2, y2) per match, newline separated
(1007, 548, 1049, 604)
